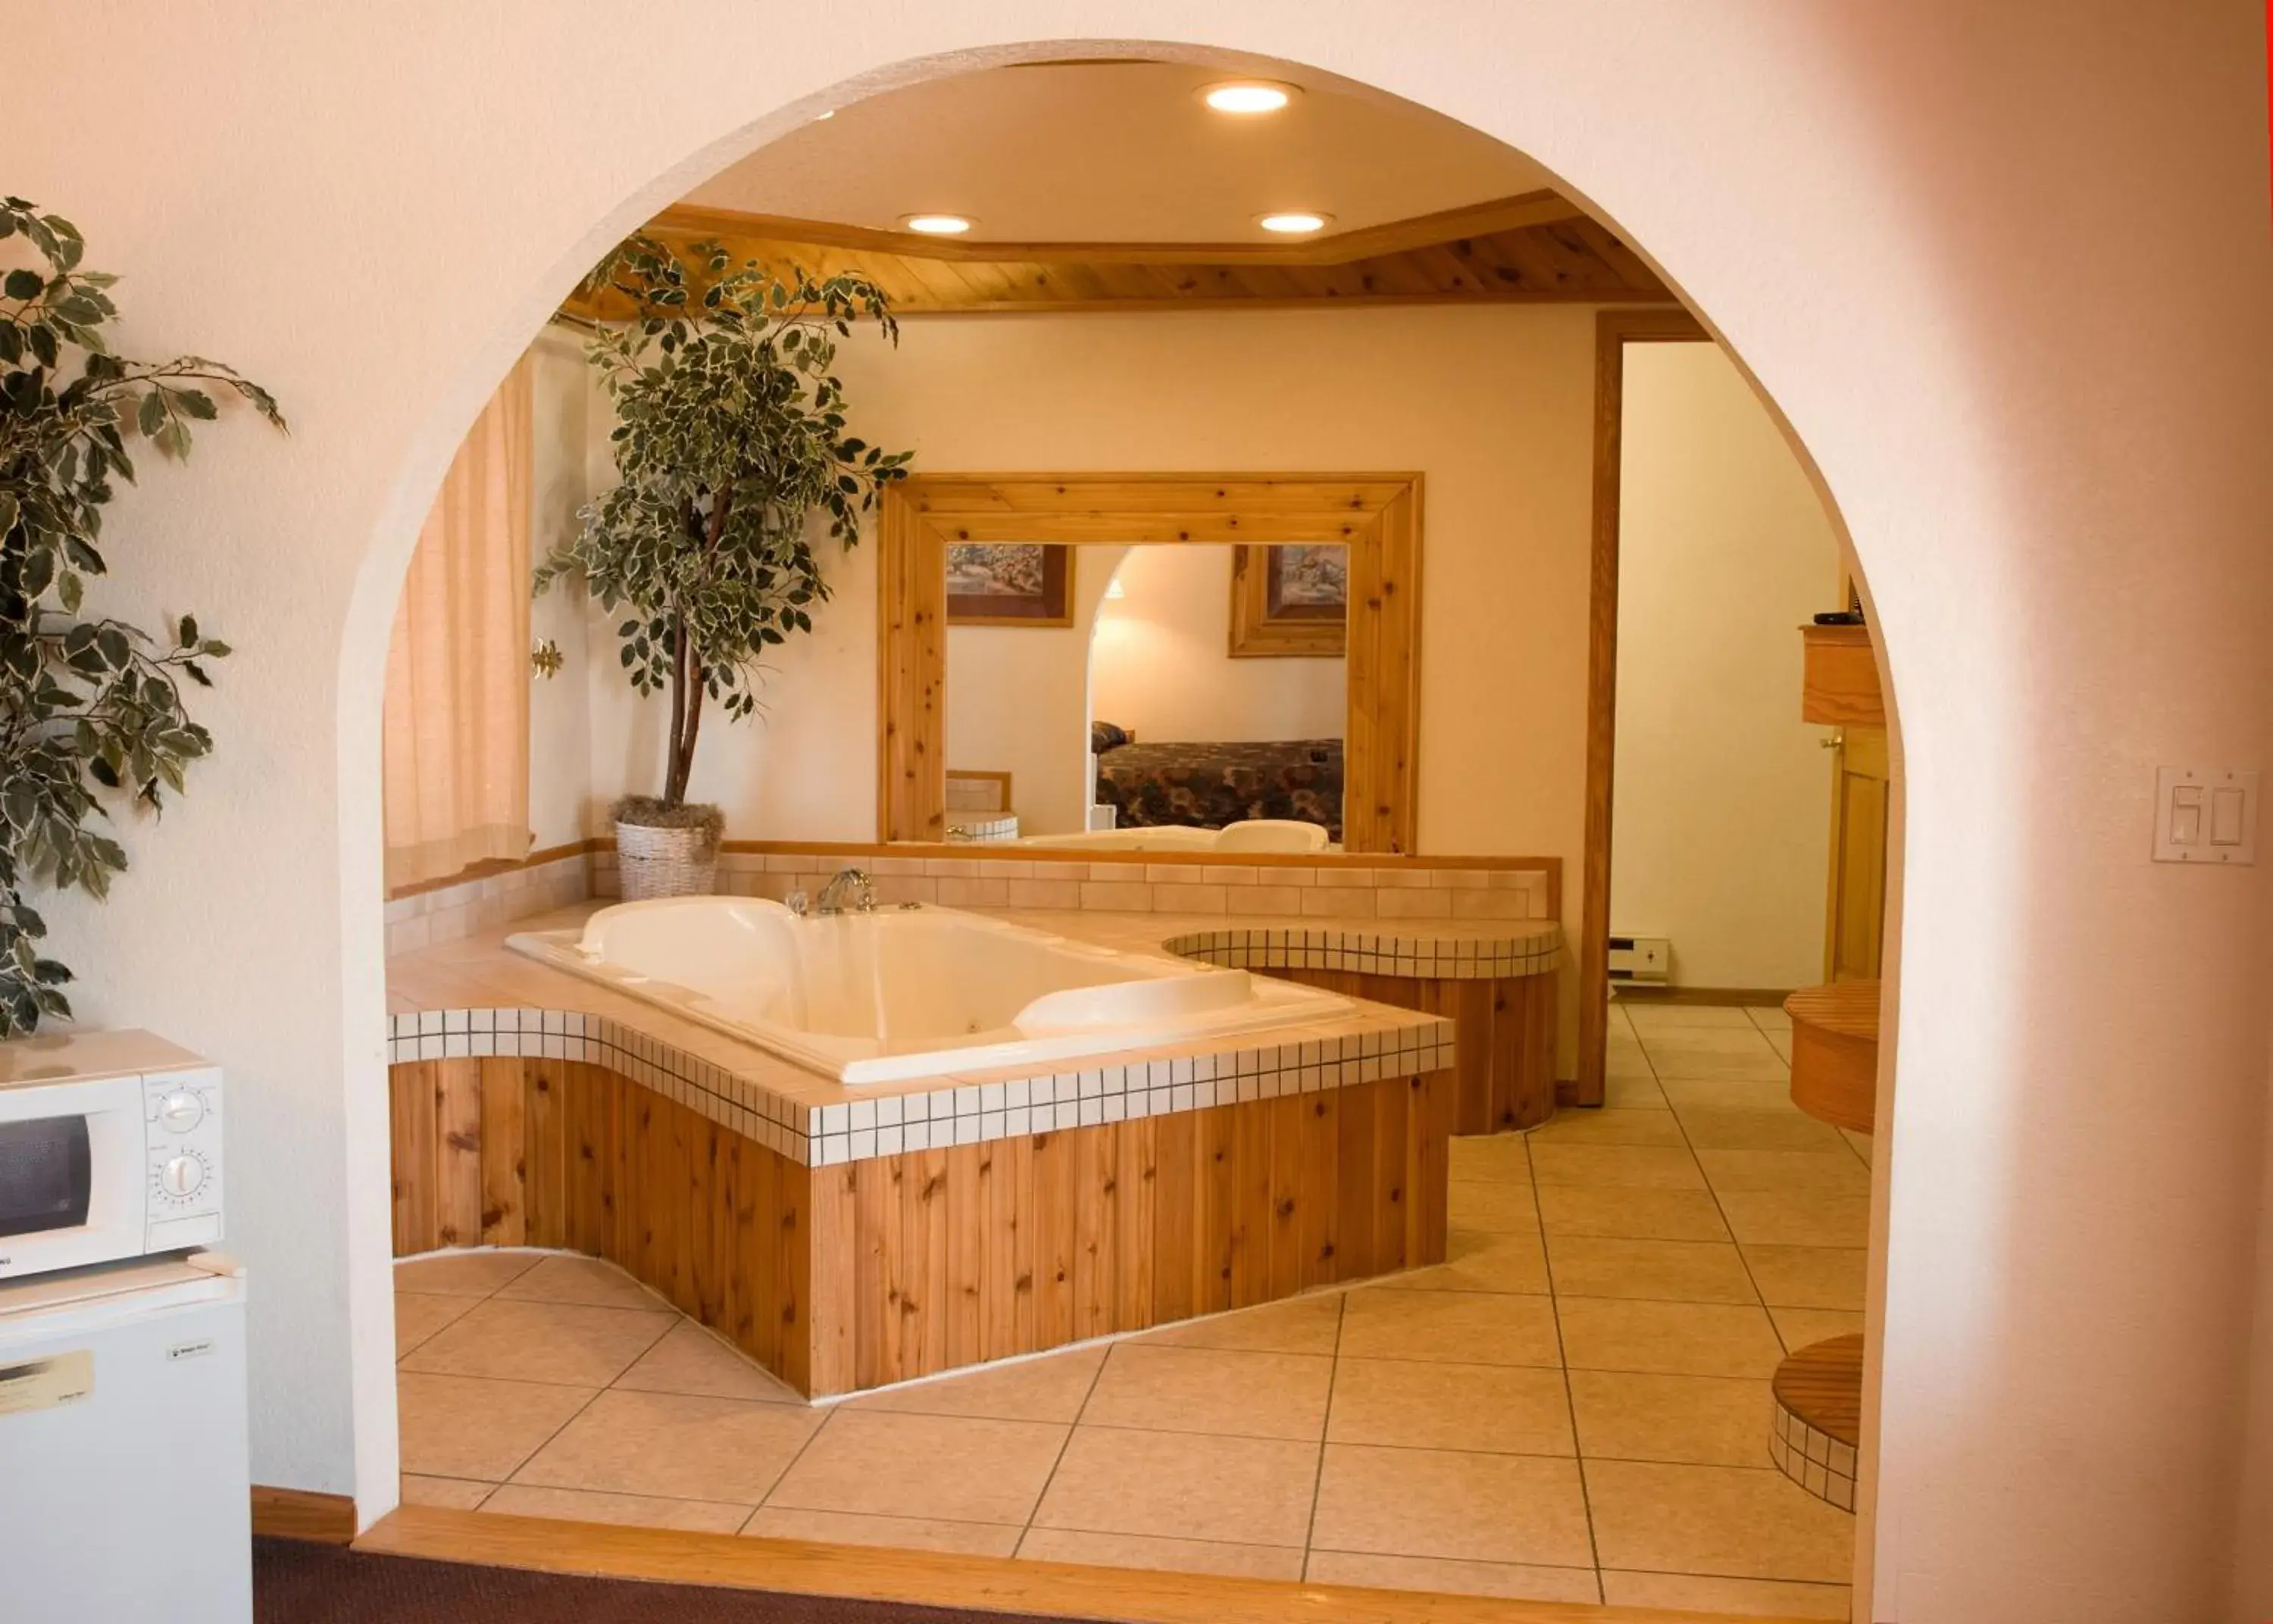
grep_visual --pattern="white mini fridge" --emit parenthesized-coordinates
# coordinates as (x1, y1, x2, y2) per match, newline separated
(0, 1253, 252, 1622)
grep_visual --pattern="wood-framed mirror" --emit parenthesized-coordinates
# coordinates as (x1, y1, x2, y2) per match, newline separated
(877, 473, 1421, 854)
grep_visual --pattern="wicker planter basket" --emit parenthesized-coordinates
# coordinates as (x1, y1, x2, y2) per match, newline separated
(614, 818, 718, 901)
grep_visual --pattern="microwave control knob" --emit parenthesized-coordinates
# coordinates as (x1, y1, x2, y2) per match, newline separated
(156, 1091, 205, 1133)
(159, 1154, 206, 1199)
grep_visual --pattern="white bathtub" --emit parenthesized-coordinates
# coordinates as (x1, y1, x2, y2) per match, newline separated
(506, 898, 1349, 1085)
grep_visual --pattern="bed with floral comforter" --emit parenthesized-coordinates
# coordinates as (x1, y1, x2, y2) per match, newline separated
(1090, 735, 1343, 842)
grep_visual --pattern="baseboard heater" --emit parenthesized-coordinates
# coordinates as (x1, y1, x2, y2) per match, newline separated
(1607, 935, 1671, 985)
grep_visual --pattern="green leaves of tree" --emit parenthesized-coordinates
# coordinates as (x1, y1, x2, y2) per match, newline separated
(0, 198, 283, 1035)
(538, 235, 912, 801)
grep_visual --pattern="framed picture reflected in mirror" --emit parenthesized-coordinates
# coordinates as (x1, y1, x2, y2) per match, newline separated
(946, 542, 1074, 626)
(1229, 542, 1348, 656)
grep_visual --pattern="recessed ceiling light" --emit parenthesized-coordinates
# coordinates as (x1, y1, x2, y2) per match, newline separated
(1201, 80, 1299, 115)
(902, 214, 974, 236)
(1257, 211, 1332, 235)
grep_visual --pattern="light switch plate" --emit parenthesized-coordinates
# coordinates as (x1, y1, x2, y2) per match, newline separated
(2153, 767, 2258, 864)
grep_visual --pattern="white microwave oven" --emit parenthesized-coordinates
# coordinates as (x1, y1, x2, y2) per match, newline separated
(0, 1030, 223, 1279)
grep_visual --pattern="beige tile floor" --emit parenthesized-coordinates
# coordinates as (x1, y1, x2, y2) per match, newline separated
(395, 1000, 1865, 1619)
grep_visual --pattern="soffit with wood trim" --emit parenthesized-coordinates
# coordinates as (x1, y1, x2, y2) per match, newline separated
(563, 192, 1669, 318)
(688, 60, 1558, 242)
(569, 59, 1670, 317)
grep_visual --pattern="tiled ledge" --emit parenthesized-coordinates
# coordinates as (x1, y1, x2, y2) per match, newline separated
(1165, 921, 1561, 982)
(382, 851, 589, 957)
(592, 847, 1554, 923)
(389, 842, 1557, 957)
(385, 1004, 1452, 1170)
(943, 813, 1018, 842)
(388, 1007, 812, 1163)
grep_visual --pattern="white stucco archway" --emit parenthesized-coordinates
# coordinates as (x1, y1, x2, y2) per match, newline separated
(15, 8, 2270, 1622)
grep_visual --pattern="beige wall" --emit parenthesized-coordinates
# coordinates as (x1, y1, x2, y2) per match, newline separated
(944, 545, 1126, 835)
(525, 328, 593, 849)
(17, 11, 2273, 1619)
(1090, 544, 1346, 745)
(1610, 342, 1840, 991)
(564, 306, 1583, 1060)
(2240, 1062, 2273, 1616)
(577, 303, 1594, 879)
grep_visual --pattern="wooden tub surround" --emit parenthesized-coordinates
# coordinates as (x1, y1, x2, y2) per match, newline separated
(1166, 920, 1560, 1131)
(387, 905, 1474, 1398)
(392, 1054, 1452, 1396)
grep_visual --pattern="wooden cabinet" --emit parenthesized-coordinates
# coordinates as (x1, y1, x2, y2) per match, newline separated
(1800, 623, 1884, 726)
(1802, 623, 1890, 982)
(1825, 725, 1890, 981)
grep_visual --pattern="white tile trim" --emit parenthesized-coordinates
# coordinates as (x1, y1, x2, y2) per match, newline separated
(386, 1004, 1452, 1170)
(1770, 1389, 1860, 1514)
(1162, 923, 1562, 981)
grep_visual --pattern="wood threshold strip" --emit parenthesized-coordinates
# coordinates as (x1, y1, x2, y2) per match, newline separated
(252, 1485, 358, 1544)
(1614, 986, 1794, 1008)
(357, 1506, 1807, 1624)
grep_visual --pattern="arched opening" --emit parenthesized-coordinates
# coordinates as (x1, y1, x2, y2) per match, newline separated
(353, 39, 1903, 1620)
(15, 7, 2261, 1619)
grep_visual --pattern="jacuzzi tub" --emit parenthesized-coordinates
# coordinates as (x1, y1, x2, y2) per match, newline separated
(507, 898, 1349, 1085)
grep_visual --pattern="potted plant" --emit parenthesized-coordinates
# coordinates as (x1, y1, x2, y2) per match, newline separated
(539, 235, 910, 899)
(0, 197, 283, 1035)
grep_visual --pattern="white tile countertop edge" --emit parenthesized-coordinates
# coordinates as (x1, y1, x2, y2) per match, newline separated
(383, 904, 1494, 1168)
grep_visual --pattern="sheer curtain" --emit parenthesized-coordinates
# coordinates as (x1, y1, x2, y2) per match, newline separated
(382, 358, 534, 892)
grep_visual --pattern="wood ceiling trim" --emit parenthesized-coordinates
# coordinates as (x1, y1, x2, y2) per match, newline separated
(651, 189, 1580, 267)
(562, 192, 1671, 317)
(1307, 190, 1581, 262)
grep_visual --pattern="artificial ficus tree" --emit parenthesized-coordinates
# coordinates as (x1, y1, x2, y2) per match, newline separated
(536, 234, 911, 812)
(0, 198, 284, 1035)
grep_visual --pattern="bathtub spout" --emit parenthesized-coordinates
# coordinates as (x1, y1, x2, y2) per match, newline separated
(816, 867, 878, 915)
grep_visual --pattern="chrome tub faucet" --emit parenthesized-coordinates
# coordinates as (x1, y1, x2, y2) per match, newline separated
(814, 866, 879, 915)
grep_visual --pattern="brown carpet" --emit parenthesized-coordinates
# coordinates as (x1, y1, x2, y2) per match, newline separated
(253, 1538, 1071, 1624)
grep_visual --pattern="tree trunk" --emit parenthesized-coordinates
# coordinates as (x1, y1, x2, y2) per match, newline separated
(672, 671, 703, 804)
(660, 489, 729, 807)
(663, 612, 702, 806)
(662, 612, 687, 804)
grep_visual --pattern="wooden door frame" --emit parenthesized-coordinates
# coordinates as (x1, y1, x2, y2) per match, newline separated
(877, 473, 1423, 853)
(1579, 309, 1711, 1104)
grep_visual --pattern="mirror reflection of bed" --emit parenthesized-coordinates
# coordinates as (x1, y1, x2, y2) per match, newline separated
(941, 540, 1346, 852)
